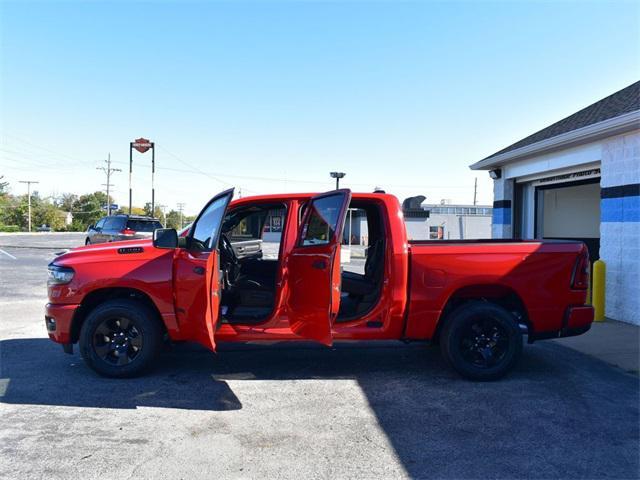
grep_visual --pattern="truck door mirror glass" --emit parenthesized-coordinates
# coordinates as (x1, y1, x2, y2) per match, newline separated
(153, 228, 178, 249)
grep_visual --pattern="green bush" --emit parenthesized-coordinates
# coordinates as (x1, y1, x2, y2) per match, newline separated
(0, 225, 20, 232)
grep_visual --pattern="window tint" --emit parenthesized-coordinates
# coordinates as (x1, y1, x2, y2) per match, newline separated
(103, 217, 119, 230)
(127, 219, 162, 232)
(191, 194, 231, 251)
(300, 194, 344, 246)
(95, 218, 106, 229)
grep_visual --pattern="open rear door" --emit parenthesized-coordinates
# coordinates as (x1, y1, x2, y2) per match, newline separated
(286, 189, 351, 345)
(189, 188, 234, 351)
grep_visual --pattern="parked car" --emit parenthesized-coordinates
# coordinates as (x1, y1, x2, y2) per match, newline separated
(36, 224, 52, 232)
(46, 189, 593, 380)
(84, 215, 163, 245)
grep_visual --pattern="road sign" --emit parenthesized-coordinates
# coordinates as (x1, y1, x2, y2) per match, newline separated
(132, 138, 152, 154)
(102, 204, 118, 211)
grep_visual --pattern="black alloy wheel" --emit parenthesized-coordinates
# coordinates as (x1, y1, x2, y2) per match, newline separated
(458, 316, 509, 369)
(92, 316, 143, 366)
(79, 299, 163, 378)
(440, 301, 523, 381)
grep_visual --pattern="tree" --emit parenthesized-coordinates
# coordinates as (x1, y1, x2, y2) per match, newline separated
(165, 210, 182, 230)
(0, 176, 9, 197)
(70, 191, 109, 230)
(55, 193, 78, 212)
(143, 202, 162, 219)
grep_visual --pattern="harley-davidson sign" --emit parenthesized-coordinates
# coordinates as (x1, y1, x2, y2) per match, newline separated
(132, 138, 152, 153)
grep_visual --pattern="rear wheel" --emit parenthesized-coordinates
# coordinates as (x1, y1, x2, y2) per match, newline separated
(79, 299, 163, 378)
(440, 301, 522, 381)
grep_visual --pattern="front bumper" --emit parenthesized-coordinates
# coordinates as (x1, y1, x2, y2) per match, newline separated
(45, 303, 80, 344)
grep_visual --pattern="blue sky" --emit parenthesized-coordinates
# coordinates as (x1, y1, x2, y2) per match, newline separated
(1, 0, 638, 214)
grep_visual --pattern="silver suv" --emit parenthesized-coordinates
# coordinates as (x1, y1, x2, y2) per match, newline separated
(85, 215, 163, 245)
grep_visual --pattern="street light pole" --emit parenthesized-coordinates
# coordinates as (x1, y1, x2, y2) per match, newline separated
(330, 171, 346, 189)
(19, 180, 39, 232)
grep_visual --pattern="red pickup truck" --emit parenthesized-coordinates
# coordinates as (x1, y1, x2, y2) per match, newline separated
(46, 189, 593, 380)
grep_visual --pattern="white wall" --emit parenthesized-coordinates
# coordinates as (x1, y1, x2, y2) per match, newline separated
(599, 131, 640, 325)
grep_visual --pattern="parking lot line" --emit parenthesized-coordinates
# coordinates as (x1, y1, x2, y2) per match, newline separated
(0, 249, 17, 260)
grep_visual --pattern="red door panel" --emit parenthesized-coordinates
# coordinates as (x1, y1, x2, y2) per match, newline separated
(174, 188, 234, 351)
(286, 190, 351, 345)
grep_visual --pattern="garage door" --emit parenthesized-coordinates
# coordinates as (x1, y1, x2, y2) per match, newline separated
(536, 180, 601, 260)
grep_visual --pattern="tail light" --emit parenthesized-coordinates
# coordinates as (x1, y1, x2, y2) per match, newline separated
(120, 228, 136, 236)
(571, 250, 590, 290)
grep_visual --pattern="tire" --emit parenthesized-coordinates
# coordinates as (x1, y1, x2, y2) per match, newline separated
(440, 301, 522, 381)
(85, 238, 91, 245)
(79, 299, 163, 378)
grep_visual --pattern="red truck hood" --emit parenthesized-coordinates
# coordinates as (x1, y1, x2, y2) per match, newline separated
(53, 238, 161, 266)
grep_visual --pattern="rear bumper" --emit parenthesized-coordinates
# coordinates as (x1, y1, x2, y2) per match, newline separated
(45, 303, 80, 344)
(530, 305, 594, 342)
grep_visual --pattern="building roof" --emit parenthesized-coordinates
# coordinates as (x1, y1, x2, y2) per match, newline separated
(470, 81, 640, 170)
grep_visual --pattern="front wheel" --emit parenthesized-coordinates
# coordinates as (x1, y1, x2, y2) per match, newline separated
(79, 299, 163, 378)
(85, 238, 91, 245)
(440, 301, 522, 381)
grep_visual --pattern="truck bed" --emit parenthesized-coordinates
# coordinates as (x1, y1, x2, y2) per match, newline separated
(404, 238, 588, 340)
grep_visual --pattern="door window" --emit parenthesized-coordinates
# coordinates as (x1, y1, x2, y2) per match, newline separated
(299, 194, 345, 246)
(95, 218, 106, 230)
(190, 194, 233, 251)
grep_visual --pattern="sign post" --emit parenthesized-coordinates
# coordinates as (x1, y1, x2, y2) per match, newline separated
(129, 138, 155, 215)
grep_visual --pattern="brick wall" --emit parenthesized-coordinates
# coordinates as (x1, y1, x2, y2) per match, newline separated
(491, 177, 513, 238)
(599, 130, 640, 325)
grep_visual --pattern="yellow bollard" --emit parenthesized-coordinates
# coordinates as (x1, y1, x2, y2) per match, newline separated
(592, 259, 606, 322)
(586, 261, 592, 305)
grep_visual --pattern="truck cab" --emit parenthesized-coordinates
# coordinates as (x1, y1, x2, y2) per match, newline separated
(46, 188, 593, 380)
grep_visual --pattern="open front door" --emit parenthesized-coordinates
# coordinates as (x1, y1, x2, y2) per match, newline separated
(188, 188, 234, 351)
(287, 189, 351, 345)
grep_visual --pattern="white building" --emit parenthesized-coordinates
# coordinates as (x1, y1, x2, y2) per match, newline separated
(470, 81, 640, 325)
(402, 197, 492, 240)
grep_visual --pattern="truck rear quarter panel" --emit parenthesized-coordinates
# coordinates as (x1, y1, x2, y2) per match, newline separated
(405, 241, 588, 340)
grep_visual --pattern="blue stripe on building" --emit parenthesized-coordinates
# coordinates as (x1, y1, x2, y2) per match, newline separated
(601, 183, 640, 222)
(492, 207, 511, 225)
(492, 199, 511, 225)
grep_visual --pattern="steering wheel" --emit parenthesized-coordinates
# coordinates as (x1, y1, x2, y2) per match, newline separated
(219, 234, 238, 264)
(219, 233, 241, 286)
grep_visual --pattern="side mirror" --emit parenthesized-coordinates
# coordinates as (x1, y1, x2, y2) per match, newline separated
(153, 228, 178, 249)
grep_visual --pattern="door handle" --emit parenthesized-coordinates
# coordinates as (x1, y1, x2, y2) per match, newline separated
(312, 259, 327, 270)
(193, 266, 205, 275)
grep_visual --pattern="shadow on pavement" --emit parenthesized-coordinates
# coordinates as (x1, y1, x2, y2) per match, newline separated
(1, 338, 638, 479)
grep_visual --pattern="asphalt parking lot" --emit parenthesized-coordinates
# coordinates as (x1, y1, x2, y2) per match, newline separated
(0, 233, 638, 479)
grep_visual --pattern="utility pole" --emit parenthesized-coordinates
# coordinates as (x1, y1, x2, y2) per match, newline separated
(19, 180, 39, 232)
(97, 153, 122, 216)
(473, 177, 478, 206)
(177, 202, 185, 229)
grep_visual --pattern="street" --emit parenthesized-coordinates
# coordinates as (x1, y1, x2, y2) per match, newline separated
(0, 234, 638, 479)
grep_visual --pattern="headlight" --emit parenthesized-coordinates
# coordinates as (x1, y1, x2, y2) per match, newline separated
(47, 264, 75, 285)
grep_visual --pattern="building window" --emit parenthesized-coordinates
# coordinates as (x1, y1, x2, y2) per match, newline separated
(429, 225, 443, 239)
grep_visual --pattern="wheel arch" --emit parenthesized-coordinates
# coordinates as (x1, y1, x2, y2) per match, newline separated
(70, 287, 166, 343)
(433, 284, 531, 345)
